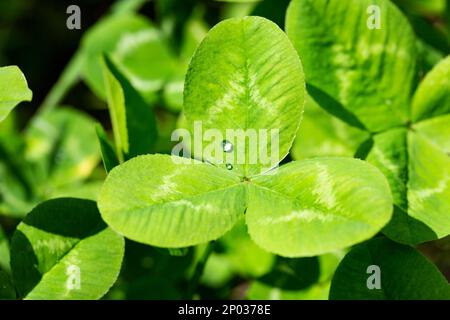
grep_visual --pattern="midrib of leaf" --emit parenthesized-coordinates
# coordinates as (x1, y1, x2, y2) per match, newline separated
(365, 128, 418, 243)
(241, 19, 251, 177)
(396, 131, 409, 213)
(392, 127, 444, 244)
(23, 221, 105, 299)
(359, 1, 412, 125)
(403, 129, 415, 243)
(112, 182, 244, 216)
(250, 181, 377, 229)
(103, 63, 127, 163)
(219, 19, 262, 177)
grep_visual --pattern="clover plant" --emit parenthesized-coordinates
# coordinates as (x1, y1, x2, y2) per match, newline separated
(286, 0, 450, 245)
(97, 16, 393, 258)
(0, 0, 449, 301)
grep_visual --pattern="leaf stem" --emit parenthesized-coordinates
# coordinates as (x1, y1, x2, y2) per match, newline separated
(188, 242, 215, 299)
(39, 50, 85, 113)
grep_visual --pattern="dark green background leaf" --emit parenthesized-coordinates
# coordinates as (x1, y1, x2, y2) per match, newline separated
(330, 237, 450, 299)
(11, 198, 124, 300)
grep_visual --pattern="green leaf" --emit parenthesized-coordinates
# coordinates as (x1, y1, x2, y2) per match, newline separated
(98, 154, 247, 247)
(163, 17, 209, 112)
(154, 109, 179, 154)
(394, 0, 447, 17)
(407, 132, 450, 241)
(0, 108, 101, 218)
(179, 17, 209, 65)
(106, 240, 194, 300)
(329, 237, 450, 299)
(367, 128, 450, 244)
(412, 55, 450, 122)
(366, 128, 422, 244)
(200, 254, 235, 289)
(0, 270, 15, 300)
(10, 198, 124, 300)
(220, 221, 274, 278)
(48, 181, 103, 202)
(184, 16, 305, 177)
(416, 39, 446, 74)
(24, 108, 100, 190)
(206, 219, 274, 279)
(0, 226, 10, 273)
(221, 1, 258, 20)
(247, 278, 330, 300)
(255, 256, 320, 290)
(366, 129, 409, 215)
(163, 72, 185, 112)
(0, 66, 32, 122)
(246, 158, 393, 257)
(413, 114, 450, 153)
(81, 14, 176, 102)
(291, 95, 369, 159)
(95, 124, 119, 172)
(286, 0, 417, 132)
(247, 252, 344, 300)
(0, 140, 35, 218)
(102, 55, 158, 162)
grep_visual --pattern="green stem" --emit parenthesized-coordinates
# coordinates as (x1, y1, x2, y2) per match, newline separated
(39, 50, 84, 113)
(188, 242, 215, 299)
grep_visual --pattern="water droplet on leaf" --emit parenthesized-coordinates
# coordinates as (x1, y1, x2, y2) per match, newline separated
(221, 140, 233, 153)
(226, 163, 233, 170)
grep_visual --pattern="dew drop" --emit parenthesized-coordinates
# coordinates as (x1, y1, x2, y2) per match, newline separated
(221, 140, 234, 153)
(226, 163, 233, 170)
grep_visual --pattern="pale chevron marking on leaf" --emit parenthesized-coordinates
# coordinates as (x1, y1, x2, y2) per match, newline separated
(206, 71, 245, 128)
(357, 42, 410, 62)
(313, 163, 336, 209)
(150, 169, 181, 202)
(332, 41, 410, 120)
(248, 72, 278, 119)
(413, 175, 449, 199)
(34, 238, 74, 254)
(331, 44, 356, 104)
(172, 199, 216, 213)
(207, 69, 280, 128)
(372, 146, 400, 175)
(257, 209, 338, 225)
